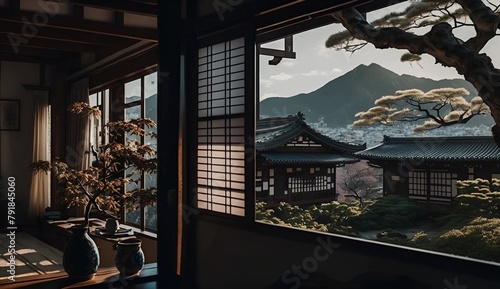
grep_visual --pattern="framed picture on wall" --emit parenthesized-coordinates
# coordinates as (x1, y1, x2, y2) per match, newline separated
(0, 100, 20, 131)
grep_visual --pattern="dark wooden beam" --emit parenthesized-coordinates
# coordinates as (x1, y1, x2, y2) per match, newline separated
(0, 44, 77, 59)
(0, 8, 157, 41)
(0, 21, 137, 47)
(49, 0, 157, 16)
(256, 0, 372, 32)
(0, 34, 107, 53)
(0, 52, 62, 64)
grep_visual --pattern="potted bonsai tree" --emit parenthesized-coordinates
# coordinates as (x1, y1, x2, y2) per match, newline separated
(31, 102, 157, 280)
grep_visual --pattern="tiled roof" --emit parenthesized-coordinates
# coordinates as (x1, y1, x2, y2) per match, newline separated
(256, 113, 366, 152)
(260, 153, 359, 165)
(356, 136, 500, 161)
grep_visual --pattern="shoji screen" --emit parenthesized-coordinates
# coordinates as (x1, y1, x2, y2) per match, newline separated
(196, 33, 254, 218)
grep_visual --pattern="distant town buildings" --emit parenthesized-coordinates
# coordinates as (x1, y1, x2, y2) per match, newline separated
(311, 122, 492, 148)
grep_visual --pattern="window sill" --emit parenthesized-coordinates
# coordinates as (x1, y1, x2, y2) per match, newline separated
(0, 263, 157, 289)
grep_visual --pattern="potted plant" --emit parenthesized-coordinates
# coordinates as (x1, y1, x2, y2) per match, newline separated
(31, 102, 157, 280)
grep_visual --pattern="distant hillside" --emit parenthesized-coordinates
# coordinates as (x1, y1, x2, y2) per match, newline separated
(260, 63, 493, 127)
(146, 94, 157, 122)
(126, 94, 157, 122)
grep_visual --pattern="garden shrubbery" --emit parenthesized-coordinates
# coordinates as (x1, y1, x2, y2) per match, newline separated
(348, 195, 426, 231)
(431, 217, 500, 261)
(255, 181, 500, 263)
(255, 201, 360, 235)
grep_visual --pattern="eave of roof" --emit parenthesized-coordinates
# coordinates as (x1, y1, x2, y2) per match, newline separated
(260, 152, 360, 165)
(356, 135, 500, 161)
(256, 115, 366, 153)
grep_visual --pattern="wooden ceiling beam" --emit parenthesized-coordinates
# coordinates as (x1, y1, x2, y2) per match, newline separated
(57, 0, 157, 16)
(0, 52, 62, 64)
(0, 34, 106, 53)
(0, 21, 137, 47)
(0, 44, 77, 59)
(0, 9, 157, 42)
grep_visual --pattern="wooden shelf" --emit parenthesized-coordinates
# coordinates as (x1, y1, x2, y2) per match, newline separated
(41, 218, 157, 267)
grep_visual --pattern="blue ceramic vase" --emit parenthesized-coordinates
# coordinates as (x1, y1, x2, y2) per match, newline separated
(115, 238, 144, 276)
(63, 225, 100, 280)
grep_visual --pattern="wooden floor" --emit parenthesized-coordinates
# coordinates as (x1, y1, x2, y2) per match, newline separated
(0, 231, 63, 280)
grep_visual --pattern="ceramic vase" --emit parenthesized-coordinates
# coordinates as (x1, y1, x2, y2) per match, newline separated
(115, 238, 145, 276)
(63, 225, 100, 280)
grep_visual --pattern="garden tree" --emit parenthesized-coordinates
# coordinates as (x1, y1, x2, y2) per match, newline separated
(353, 87, 490, 132)
(454, 178, 500, 217)
(338, 161, 382, 208)
(327, 0, 500, 142)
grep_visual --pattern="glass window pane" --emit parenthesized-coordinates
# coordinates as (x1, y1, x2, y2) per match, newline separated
(125, 78, 142, 104)
(144, 71, 157, 99)
(126, 208, 142, 225)
(125, 105, 142, 143)
(125, 105, 141, 121)
(125, 167, 141, 225)
(145, 205, 157, 230)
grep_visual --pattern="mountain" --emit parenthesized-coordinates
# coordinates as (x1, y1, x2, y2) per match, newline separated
(259, 63, 493, 127)
(126, 94, 157, 122)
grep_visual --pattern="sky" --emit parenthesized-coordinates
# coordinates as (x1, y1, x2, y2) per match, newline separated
(259, 1, 500, 101)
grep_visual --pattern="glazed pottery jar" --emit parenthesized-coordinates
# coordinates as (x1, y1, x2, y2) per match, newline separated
(115, 238, 145, 276)
(63, 225, 100, 280)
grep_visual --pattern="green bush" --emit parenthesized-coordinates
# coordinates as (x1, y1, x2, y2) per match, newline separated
(432, 217, 500, 262)
(453, 178, 500, 218)
(453, 192, 500, 218)
(349, 195, 425, 231)
(409, 231, 432, 249)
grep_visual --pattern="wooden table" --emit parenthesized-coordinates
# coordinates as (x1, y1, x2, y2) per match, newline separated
(0, 263, 157, 289)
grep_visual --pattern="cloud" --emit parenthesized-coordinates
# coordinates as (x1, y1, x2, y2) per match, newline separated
(300, 70, 329, 77)
(270, 72, 294, 81)
(331, 68, 342, 74)
(318, 44, 332, 58)
(260, 79, 273, 88)
(281, 59, 297, 67)
(301, 70, 319, 76)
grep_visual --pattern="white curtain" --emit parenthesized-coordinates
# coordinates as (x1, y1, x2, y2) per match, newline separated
(66, 78, 90, 170)
(28, 90, 50, 219)
(66, 78, 90, 217)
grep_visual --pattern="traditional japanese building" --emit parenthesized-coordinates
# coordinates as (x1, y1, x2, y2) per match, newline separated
(256, 113, 366, 206)
(356, 135, 500, 212)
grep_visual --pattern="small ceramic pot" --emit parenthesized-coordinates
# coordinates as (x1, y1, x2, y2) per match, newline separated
(105, 218, 119, 233)
(115, 238, 144, 276)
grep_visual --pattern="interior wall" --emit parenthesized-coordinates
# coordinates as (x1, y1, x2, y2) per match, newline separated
(0, 61, 40, 223)
(195, 219, 500, 289)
